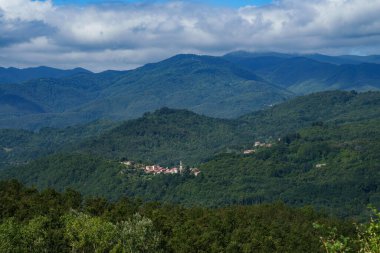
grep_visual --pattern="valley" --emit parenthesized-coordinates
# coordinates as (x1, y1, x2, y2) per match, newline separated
(0, 90, 379, 219)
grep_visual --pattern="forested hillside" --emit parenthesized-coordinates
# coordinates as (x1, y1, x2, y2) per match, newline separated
(0, 120, 116, 170)
(240, 90, 380, 138)
(2, 117, 379, 218)
(2, 90, 377, 170)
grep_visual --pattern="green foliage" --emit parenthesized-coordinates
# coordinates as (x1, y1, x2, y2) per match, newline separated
(0, 153, 127, 199)
(0, 216, 51, 253)
(315, 207, 380, 253)
(357, 207, 380, 253)
(112, 213, 161, 253)
(1, 181, 354, 252)
(0, 218, 23, 252)
(313, 223, 352, 253)
(64, 211, 118, 252)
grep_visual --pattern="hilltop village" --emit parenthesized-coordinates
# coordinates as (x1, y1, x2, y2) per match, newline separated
(243, 141, 273, 154)
(121, 161, 201, 176)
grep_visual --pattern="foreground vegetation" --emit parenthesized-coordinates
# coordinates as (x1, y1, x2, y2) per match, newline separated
(0, 180, 358, 252)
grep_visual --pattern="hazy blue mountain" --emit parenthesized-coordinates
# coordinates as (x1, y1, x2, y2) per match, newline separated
(0, 66, 91, 84)
(0, 93, 45, 114)
(224, 51, 380, 65)
(2, 52, 380, 130)
(0, 54, 292, 129)
(224, 51, 380, 94)
(338, 55, 380, 65)
(77, 54, 292, 120)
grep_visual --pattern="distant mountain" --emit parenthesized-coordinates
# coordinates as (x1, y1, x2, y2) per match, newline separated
(225, 51, 380, 65)
(224, 51, 380, 94)
(78, 54, 292, 119)
(2, 52, 380, 129)
(0, 54, 292, 129)
(0, 93, 45, 114)
(0, 66, 91, 84)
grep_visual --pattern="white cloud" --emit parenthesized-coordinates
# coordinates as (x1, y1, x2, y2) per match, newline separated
(1, 0, 380, 71)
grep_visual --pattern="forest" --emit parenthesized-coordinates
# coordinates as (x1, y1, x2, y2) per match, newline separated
(1, 112, 379, 219)
(0, 180, 368, 253)
(0, 91, 380, 251)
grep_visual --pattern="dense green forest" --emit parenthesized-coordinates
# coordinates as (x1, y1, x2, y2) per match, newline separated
(1, 90, 379, 169)
(2, 117, 379, 218)
(0, 90, 378, 220)
(0, 91, 379, 251)
(0, 120, 115, 170)
(0, 180, 361, 253)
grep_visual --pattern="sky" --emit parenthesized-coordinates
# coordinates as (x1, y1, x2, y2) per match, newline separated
(1, 0, 380, 71)
(53, 0, 273, 8)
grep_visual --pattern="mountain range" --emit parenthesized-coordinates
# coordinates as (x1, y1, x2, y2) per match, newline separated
(1, 52, 380, 129)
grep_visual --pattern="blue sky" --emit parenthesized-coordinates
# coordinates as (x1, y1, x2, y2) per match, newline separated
(53, 0, 273, 8)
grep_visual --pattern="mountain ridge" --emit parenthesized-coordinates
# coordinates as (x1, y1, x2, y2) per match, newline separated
(1, 52, 380, 129)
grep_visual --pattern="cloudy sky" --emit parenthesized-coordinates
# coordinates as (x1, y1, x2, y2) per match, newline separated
(1, 0, 380, 71)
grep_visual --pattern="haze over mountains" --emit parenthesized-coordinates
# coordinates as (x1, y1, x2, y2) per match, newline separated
(0, 51, 380, 129)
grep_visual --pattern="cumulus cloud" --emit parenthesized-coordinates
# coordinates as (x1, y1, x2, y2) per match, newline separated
(0, 0, 380, 71)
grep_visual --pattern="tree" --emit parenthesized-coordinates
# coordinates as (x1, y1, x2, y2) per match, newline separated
(64, 211, 117, 253)
(315, 207, 380, 253)
(112, 213, 161, 253)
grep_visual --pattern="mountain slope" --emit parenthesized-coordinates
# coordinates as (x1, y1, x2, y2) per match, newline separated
(0, 54, 292, 129)
(224, 52, 380, 94)
(0, 119, 116, 170)
(3, 118, 379, 218)
(0, 66, 91, 84)
(0, 94, 45, 114)
(240, 90, 380, 138)
(1, 90, 379, 170)
(78, 54, 292, 119)
(75, 107, 250, 166)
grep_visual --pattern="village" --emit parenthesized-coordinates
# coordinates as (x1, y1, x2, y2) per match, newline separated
(121, 160, 201, 176)
(243, 141, 273, 154)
